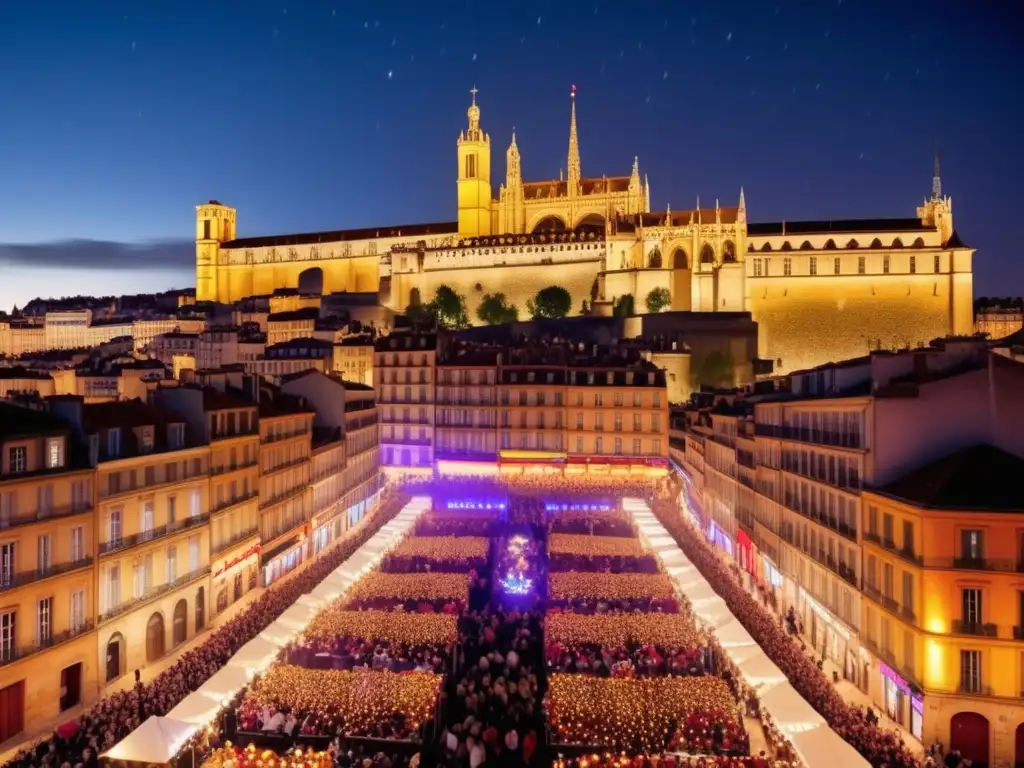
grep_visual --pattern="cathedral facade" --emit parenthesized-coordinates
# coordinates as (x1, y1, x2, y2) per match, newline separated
(195, 91, 974, 374)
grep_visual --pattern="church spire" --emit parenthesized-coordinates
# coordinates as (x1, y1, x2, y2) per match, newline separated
(567, 85, 581, 194)
(506, 128, 521, 186)
(466, 84, 482, 140)
(931, 145, 942, 200)
(738, 187, 747, 223)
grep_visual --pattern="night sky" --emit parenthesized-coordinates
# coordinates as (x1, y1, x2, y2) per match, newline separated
(0, 1, 1020, 311)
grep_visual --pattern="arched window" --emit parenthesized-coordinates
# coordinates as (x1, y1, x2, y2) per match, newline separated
(298, 267, 323, 295)
(870, 238, 883, 248)
(799, 240, 813, 250)
(172, 599, 188, 648)
(105, 632, 125, 683)
(722, 240, 737, 263)
(846, 239, 859, 249)
(531, 216, 567, 234)
(672, 248, 689, 269)
(700, 244, 715, 264)
(780, 241, 793, 252)
(576, 213, 605, 231)
(824, 239, 837, 250)
(891, 237, 904, 248)
(146, 612, 166, 662)
(195, 586, 205, 631)
(648, 248, 663, 268)
(912, 237, 925, 248)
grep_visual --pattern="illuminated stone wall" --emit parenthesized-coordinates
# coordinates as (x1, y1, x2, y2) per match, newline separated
(749, 275, 959, 374)
(391, 260, 601, 322)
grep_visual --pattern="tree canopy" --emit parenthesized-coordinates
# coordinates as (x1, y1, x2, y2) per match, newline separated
(476, 292, 519, 325)
(527, 286, 572, 319)
(429, 284, 470, 330)
(645, 287, 671, 314)
(612, 294, 635, 317)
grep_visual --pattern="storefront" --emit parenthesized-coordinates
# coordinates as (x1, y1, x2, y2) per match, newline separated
(708, 521, 734, 558)
(261, 534, 307, 587)
(736, 529, 757, 580)
(880, 663, 924, 742)
(800, 589, 850, 669)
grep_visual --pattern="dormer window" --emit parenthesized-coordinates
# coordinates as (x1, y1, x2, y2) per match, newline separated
(46, 438, 64, 469)
(106, 428, 122, 458)
(168, 423, 185, 450)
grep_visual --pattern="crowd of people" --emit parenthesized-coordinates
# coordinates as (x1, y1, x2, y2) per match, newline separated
(380, 536, 490, 573)
(237, 666, 440, 742)
(543, 509, 750, 763)
(3, 490, 411, 768)
(650, 494, 922, 768)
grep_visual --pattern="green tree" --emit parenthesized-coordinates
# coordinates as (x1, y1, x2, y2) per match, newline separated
(476, 292, 519, 325)
(527, 286, 572, 319)
(612, 294, 635, 317)
(645, 287, 671, 314)
(429, 284, 470, 330)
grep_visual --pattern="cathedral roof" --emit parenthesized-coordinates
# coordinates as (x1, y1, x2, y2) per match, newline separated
(615, 207, 740, 232)
(945, 230, 967, 247)
(522, 176, 631, 199)
(222, 221, 458, 249)
(747, 218, 929, 236)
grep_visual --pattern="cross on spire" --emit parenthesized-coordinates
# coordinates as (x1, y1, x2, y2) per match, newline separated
(470, 85, 478, 105)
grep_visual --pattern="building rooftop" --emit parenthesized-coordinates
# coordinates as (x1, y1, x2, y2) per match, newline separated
(222, 221, 458, 250)
(81, 398, 183, 431)
(268, 307, 321, 323)
(873, 444, 1024, 512)
(747, 218, 930, 237)
(0, 402, 71, 440)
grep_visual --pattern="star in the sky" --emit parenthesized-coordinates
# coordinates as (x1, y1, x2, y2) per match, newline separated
(726, 32, 732, 42)
(387, 70, 393, 80)
(537, 16, 542, 25)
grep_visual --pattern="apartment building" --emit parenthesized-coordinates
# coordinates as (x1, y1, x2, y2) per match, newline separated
(256, 392, 313, 586)
(245, 338, 332, 383)
(379, 338, 670, 476)
(374, 332, 437, 475)
(47, 397, 212, 687)
(332, 336, 375, 387)
(860, 445, 1024, 766)
(281, 371, 382, 542)
(155, 386, 261, 616)
(195, 326, 265, 371)
(676, 339, 1024, 759)
(0, 404, 95, 744)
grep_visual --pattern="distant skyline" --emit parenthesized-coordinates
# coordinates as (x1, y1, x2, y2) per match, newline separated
(0, 1, 1021, 310)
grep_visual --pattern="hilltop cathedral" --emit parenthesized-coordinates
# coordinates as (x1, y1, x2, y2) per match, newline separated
(195, 88, 974, 374)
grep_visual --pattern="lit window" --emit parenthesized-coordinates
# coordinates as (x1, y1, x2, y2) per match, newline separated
(47, 439, 64, 469)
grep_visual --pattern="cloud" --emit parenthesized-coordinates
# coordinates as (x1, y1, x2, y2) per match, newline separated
(0, 239, 194, 270)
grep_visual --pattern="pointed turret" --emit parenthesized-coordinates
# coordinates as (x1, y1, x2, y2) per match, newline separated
(931, 145, 942, 201)
(567, 85, 581, 195)
(506, 128, 521, 187)
(737, 187, 747, 223)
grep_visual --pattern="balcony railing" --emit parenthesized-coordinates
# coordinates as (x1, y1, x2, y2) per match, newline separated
(262, 428, 310, 445)
(212, 526, 260, 557)
(99, 565, 211, 623)
(862, 531, 923, 566)
(951, 620, 998, 638)
(211, 490, 259, 515)
(924, 557, 1024, 573)
(210, 426, 259, 442)
(0, 620, 95, 668)
(957, 684, 994, 697)
(0, 556, 94, 592)
(1014, 626, 1024, 641)
(211, 459, 259, 476)
(754, 424, 865, 450)
(100, 513, 209, 555)
(0, 503, 93, 530)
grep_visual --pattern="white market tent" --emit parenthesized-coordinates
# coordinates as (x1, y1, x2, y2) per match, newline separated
(101, 716, 198, 764)
(104, 495, 432, 764)
(622, 498, 870, 768)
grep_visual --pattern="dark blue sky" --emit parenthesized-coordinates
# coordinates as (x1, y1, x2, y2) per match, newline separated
(0, 0, 1020, 310)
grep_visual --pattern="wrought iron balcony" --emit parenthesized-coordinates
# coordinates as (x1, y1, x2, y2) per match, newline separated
(0, 620, 94, 668)
(0, 557, 94, 592)
(951, 620, 998, 638)
(99, 565, 211, 624)
(99, 513, 209, 555)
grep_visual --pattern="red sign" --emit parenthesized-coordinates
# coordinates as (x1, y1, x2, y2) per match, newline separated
(214, 543, 261, 577)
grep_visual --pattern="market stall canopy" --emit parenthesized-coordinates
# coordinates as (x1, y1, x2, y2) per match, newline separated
(101, 716, 197, 763)
(167, 691, 225, 726)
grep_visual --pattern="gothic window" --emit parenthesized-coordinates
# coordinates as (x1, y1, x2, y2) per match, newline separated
(465, 154, 477, 179)
(824, 239, 837, 250)
(934, 254, 941, 273)
(912, 237, 925, 248)
(700, 244, 715, 265)
(780, 241, 793, 251)
(722, 240, 737, 263)
(800, 241, 813, 250)
(883, 255, 891, 274)
(783, 257, 792, 276)
(672, 248, 688, 269)
(834, 257, 841, 275)
(648, 248, 662, 268)
(910, 255, 916, 274)
(203, 221, 211, 240)
(870, 238, 883, 248)
(847, 239, 859, 249)
(891, 237, 904, 248)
